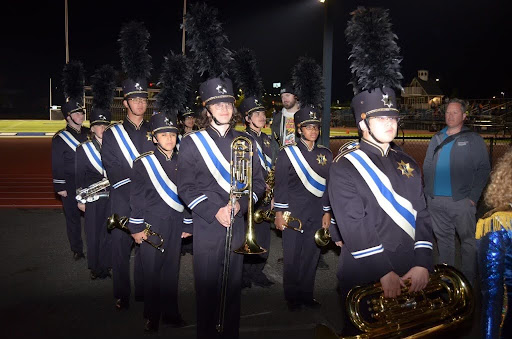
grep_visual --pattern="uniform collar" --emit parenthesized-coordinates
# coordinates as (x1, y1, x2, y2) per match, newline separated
(360, 137, 392, 157)
(124, 116, 144, 130)
(156, 145, 174, 161)
(208, 125, 231, 138)
(247, 127, 261, 137)
(299, 138, 315, 152)
(67, 124, 82, 134)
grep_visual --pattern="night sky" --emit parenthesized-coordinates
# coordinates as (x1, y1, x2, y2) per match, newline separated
(1, 0, 509, 116)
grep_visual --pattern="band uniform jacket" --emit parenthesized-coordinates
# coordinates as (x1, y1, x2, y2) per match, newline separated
(75, 138, 106, 192)
(245, 127, 272, 210)
(102, 118, 154, 216)
(274, 139, 333, 226)
(52, 125, 90, 192)
(328, 139, 434, 288)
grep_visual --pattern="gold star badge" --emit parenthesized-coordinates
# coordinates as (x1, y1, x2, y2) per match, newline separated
(397, 160, 414, 178)
(146, 132, 153, 141)
(263, 139, 270, 147)
(317, 154, 327, 166)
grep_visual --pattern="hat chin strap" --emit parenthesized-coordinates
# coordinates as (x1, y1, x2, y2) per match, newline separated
(68, 113, 81, 128)
(364, 118, 385, 145)
(206, 106, 230, 126)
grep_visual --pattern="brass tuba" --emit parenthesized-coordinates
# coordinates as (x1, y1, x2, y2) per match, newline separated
(217, 136, 266, 334)
(107, 214, 165, 253)
(315, 264, 474, 338)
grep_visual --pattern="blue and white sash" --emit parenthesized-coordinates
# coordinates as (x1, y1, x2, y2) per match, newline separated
(255, 140, 272, 172)
(284, 146, 326, 198)
(139, 154, 184, 212)
(83, 141, 105, 176)
(176, 134, 182, 151)
(111, 124, 140, 168)
(189, 131, 232, 194)
(58, 131, 80, 152)
(344, 149, 417, 239)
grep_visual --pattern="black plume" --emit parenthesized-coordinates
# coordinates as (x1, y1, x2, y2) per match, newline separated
(118, 21, 152, 80)
(345, 7, 403, 95)
(91, 65, 117, 110)
(231, 48, 264, 98)
(62, 60, 85, 101)
(292, 56, 324, 108)
(185, 2, 232, 79)
(156, 51, 193, 114)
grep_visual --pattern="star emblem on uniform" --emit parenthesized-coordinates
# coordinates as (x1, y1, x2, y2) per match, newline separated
(76, 102, 82, 109)
(98, 114, 106, 120)
(317, 154, 327, 166)
(263, 138, 270, 147)
(164, 116, 171, 125)
(146, 132, 153, 141)
(381, 94, 393, 108)
(397, 160, 414, 178)
(135, 82, 143, 91)
(254, 99, 260, 106)
(309, 111, 317, 119)
(216, 85, 227, 94)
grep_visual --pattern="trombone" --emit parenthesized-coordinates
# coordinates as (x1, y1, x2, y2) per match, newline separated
(217, 136, 266, 334)
(107, 213, 165, 253)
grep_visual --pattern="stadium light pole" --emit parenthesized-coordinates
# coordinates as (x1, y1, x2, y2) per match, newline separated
(320, 0, 333, 147)
(182, 0, 187, 55)
(65, 0, 69, 63)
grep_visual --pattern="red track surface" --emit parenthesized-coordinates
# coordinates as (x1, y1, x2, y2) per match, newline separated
(0, 137, 61, 208)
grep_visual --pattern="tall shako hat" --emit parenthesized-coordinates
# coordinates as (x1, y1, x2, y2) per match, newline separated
(292, 56, 324, 127)
(61, 60, 85, 118)
(345, 7, 403, 125)
(90, 65, 116, 126)
(232, 48, 265, 117)
(185, 2, 235, 107)
(150, 112, 179, 135)
(279, 82, 295, 95)
(118, 21, 152, 99)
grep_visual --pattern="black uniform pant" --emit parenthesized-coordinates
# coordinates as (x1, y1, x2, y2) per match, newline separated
(84, 197, 111, 274)
(61, 189, 83, 253)
(243, 219, 270, 280)
(141, 215, 182, 323)
(282, 222, 321, 303)
(111, 193, 144, 302)
(193, 215, 244, 339)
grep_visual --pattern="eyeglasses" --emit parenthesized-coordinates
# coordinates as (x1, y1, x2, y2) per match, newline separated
(128, 98, 148, 104)
(209, 102, 233, 111)
(369, 116, 400, 123)
(302, 125, 320, 131)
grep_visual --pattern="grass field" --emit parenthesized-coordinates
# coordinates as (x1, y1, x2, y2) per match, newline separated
(0, 119, 437, 137)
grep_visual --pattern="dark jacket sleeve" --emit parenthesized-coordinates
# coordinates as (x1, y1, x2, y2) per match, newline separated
(328, 159, 395, 280)
(273, 149, 290, 212)
(128, 161, 147, 234)
(102, 128, 124, 187)
(75, 145, 87, 192)
(422, 133, 440, 197)
(51, 136, 67, 192)
(182, 207, 193, 234)
(321, 151, 333, 214)
(468, 134, 491, 203)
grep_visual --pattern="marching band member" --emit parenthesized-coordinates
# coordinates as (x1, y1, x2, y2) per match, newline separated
(128, 112, 190, 332)
(328, 8, 433, 335)
(75, 65, 116, 279)
(232, 47, 274, 288)
(182, 4, 266, 336)
(102, 21, 154, 310)
(273, 56, 333, 311)
(52, 61, 89, 261)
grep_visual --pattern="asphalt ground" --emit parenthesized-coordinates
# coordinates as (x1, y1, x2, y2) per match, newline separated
(1, 207, 482, 339)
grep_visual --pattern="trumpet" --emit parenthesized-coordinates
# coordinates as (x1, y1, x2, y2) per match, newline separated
(254, 209, 303, 233)
(76, 178, 110, 203)
(314, 227, 331, 247)
(106, 213, 165, 253)
(217, 136, 266, 334)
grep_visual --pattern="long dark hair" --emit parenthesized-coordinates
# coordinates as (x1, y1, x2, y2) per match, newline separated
(197, 105, 240, 129)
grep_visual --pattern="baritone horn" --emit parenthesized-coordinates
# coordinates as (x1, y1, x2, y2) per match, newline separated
(107, 214, 165, 253)
(253, 209, 303, 233)
(314, 264, 473, 339)
(217, 136, 266, 334)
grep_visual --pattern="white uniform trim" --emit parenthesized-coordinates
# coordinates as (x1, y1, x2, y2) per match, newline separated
(83, 141, 104, 176)
(284, 145, 326, 198)
(57, 130, 80, 152)
(111, 124, 140, 168)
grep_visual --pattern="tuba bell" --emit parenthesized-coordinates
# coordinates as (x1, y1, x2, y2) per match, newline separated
(314, 264, 474, 338)
(314, 227, 331, 247)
